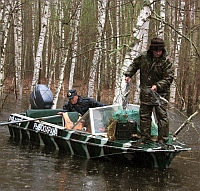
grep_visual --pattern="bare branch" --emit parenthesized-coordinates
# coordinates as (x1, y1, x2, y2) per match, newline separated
(174, 96, 200, 136)
(150, 13, 200, 57)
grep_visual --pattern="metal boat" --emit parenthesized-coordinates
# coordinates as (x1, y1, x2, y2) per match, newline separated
(5, 104, 191, 168)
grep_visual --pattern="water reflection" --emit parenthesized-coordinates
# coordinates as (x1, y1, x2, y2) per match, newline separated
(49, 149, 184, 191)
(1, 129, 200, 191)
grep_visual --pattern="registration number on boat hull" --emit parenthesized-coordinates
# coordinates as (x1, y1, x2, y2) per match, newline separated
(32, 122, 58, 136)
(9, 114, 58, 136)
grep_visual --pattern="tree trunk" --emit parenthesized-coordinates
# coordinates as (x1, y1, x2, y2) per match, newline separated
(88, 0, 107, 98)
(0, 1, 12, 97)
(31, 1, 50, 91)
(13, 0, 23, 99)
(69, 1, 83, 90)
(52, 0, 83, 108)
(170, 1, 185, 104)
(113, 0, 153, 105)
(159, 0, 166, 38)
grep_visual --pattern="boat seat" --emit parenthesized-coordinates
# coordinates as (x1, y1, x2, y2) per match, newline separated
(62, 112, 82, 130)
(26, 109, 63, 125)
(26, 109, 79, 126)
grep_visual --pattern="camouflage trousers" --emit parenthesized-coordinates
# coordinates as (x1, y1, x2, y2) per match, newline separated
(139, 103, 169, 141)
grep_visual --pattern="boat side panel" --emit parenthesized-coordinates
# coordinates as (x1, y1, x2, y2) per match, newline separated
(29, 131, 40, 145)
(26, 109, 63, 125)
(70, 133, 89, 158)
(40, 134, 57, 150)
(87, 137, 104, 158)
(12, 125, 21, 140)
(6, 112, 189, 169)
(54, 137, 71, 153)
(21, 129, 29, 140)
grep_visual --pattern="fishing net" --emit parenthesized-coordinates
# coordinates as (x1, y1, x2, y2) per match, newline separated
(111, 104, 158, 136)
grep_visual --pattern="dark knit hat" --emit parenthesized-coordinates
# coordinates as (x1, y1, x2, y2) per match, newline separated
(67, 89, 77, 99)
(150, 38, 165, 51)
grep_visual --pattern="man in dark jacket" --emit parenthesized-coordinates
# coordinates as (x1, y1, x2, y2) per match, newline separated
(63, 89, 107, 116)
(124, 37, 174, 144)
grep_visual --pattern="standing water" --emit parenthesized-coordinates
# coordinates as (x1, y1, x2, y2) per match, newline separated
(0, 95, 199, 191)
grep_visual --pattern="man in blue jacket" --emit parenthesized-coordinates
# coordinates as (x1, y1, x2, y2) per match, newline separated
(63, 89, 107, 116)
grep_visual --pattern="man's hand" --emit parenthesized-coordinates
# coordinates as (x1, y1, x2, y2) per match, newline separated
(151, 85, 157, 92)
(57, 112, 64, 115)
(125, 76, 131, 83)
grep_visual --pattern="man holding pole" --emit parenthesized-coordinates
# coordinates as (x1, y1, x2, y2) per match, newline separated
(124, 37, 174, 144)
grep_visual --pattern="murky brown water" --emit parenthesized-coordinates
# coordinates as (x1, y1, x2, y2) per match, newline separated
(0, 95, 199, 191)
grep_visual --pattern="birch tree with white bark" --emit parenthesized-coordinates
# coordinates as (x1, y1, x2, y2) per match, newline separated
(13, 0, 23, 98)
(51, 1, 66, 109)
(158, 0, 165, 39)
(111, 0, 123, 104)
(52, 0, 83, 108)
(113, 0, 153, 105)
(68, 0, 83, 90)
(170, 1, 185, 104)
(0, 0, 12, 96)
(31, 1, 50, 91)
(87, 0, 107, 98)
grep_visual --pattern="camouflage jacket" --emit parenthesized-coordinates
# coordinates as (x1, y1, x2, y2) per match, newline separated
(124, 50, 174, 105)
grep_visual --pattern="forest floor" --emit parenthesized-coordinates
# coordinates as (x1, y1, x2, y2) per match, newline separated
(3, 77, 114, 105)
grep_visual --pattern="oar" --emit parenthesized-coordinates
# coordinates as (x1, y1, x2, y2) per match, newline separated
(0, 114, 62, 126)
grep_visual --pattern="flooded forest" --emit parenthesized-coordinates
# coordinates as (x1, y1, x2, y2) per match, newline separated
(0, 0, 199, 115)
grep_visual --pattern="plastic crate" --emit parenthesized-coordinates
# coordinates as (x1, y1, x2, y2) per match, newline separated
(115, 121, 137, 140)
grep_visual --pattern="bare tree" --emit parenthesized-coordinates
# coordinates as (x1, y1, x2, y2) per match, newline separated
(68, 0, 83, 90)
(88, 0, 107, 98)
(113, 0, 153, 105)
(31, 1, 50, 91)
(0, 0, 199, 116)
(0, 0, 12, 97)
(170, 1, 185, 104)
(13, 0, 23, 98)
(52, 0, 83, 108)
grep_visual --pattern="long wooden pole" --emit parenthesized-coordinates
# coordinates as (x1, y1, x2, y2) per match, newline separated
(174, 96, 200, 136)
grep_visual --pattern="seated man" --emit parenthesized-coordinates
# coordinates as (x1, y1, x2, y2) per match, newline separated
(63, 89, 107, 116)
(59, 89, 106, 131)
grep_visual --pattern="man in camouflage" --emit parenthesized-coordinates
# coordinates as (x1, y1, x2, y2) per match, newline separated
(124, 37, 174, 144)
